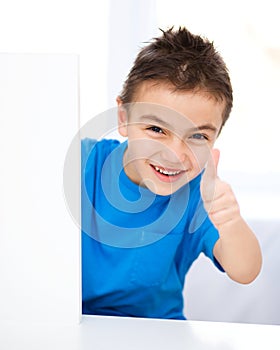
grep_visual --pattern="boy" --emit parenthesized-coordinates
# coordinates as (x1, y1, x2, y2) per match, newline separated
(81, 27, 262, 320)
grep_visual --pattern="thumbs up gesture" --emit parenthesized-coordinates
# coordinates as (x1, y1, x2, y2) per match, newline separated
(200, 149, 240, 230)
(200, 149, 262, 284)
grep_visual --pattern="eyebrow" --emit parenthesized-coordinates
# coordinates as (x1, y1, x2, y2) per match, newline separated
(188, 125, 218, 133)
(139, 115, 173, 129)
(138, 115, 218, 134)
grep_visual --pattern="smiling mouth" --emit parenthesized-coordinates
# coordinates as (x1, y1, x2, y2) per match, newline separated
(150, 164, 186, 177)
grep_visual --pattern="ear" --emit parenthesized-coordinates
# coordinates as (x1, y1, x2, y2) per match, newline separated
(116, 96, 128, 137)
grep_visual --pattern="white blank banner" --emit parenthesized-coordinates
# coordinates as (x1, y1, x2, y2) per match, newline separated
(0, 54, 80, 324)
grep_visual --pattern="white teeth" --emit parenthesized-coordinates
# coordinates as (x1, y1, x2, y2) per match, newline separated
(154, 166, 181, 176)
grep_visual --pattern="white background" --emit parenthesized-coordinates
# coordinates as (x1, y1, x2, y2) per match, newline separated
(0, 0, 279, 327)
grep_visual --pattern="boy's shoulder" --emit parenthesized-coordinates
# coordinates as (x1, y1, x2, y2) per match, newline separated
(81, 138, 121, 159)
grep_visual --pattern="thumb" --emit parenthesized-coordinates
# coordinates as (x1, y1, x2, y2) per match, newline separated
(203, 148, 220, 180)
(211, 148, 220, 174)
(201, 148, 220, 201)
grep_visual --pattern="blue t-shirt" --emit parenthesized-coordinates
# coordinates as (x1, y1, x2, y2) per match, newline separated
(81, 138, 222, 320)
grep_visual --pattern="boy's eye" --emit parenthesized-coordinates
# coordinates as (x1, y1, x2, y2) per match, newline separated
(147, 126, 164, 134)
(190, 133, 208, 141)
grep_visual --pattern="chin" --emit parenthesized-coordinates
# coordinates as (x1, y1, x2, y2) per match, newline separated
(146, 183, 182, 196)
(143, 172, 195, 196)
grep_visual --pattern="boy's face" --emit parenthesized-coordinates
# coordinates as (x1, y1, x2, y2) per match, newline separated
(117, 82, 225, 196)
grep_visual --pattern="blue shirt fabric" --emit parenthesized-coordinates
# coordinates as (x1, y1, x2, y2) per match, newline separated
(81, 138, 223, 320)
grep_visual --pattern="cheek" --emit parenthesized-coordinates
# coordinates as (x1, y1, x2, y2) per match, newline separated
(127, 138, 163, 158)
(188, 144, 211, 171)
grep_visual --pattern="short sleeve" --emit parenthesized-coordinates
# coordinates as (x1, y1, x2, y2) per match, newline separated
(186, 176, 224, 273)
(81, 138, 97, 170)
(201, 216, 224, 272)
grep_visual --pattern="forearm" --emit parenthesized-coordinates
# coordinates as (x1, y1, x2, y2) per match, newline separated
(214, 217, 262, 284)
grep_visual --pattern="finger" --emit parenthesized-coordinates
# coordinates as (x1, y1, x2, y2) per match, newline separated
(206, 192, 233, 214)
(208, 205, 240, 228)
(207, 183, 240, 215)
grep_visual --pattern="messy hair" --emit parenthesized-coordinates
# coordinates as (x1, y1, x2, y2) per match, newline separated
(119, 27, 233, 127)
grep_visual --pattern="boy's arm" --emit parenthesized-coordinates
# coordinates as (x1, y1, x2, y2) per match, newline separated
(201, 149, 262, 284)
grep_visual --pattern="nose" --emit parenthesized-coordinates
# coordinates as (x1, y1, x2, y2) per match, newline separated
(161, 137, 188, 166)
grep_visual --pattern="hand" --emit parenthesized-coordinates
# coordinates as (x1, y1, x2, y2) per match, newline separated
(200, 149, 240, 230)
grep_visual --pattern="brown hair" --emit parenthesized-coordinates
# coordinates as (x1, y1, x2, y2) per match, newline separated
(119, 27, 233, 128)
